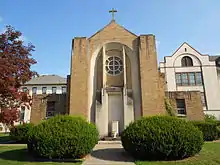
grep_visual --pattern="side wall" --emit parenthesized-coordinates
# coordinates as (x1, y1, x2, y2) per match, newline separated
(69, 38, 89, 118)
(166, 91, 204, 120)
(138, 35, 166, 116)
(30, 94, 66, 124)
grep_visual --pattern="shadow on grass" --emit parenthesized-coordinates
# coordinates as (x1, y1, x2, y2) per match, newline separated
(0, 148, 82, 163)
(0, 135, 14, 144)
(91, 148, 134, 162)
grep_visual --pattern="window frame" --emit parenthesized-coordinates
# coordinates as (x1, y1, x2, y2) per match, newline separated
(42, 87, 47, 94)
(46, 101, 55, 119)
(20, 106, 25, 121)
(32, 87, 37, 94)
(61, 86, 67, 94)
(52, 87, 57, 94)
(22, 87, 28, 92)
(176, 99, 186, 116)
(175, 72, 203, 86)
(105, 56, 123, 76)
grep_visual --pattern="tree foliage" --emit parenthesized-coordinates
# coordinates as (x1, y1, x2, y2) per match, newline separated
(0, 25, 37, 126)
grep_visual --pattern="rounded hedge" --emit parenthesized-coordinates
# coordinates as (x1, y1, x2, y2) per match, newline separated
(10, 123, 34, 143)
(121, 116, 203, 161)
(190, 121, 219, 141)
(27, 115, 99, 159)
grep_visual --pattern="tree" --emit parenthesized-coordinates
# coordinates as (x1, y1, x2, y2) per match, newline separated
(0, 25, 37, 128)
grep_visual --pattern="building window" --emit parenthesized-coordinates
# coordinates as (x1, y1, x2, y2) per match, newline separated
(195, 72, 203, 85)
(42, 87, 47, 94)
(201, 92, 207, 107)
(22, 87, 27, 92)
(105, 56, 123, 76)
(46, 101, 55, 119)
(52, 87, 57, 94)
(175, 73, 181, 86)
(175, 72, 203, 86)
(20, 106, 25, 121)
(32, 87, 37, 94)
(176, 99, 186, 115)
(181, 73, 188, 86)
(62, 87, 67, 94)
(181, 56, 193, 67)
(188, 73, 196, 85)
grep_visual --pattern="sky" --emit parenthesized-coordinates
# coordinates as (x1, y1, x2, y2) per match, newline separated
(1, 0, 220, 77)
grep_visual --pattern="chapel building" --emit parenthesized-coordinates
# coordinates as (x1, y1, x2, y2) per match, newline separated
(3, 19, 220, 136)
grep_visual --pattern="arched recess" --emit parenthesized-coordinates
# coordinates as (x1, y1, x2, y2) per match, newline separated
(173, 53, 202, 67)
(88, 41, 141, 123)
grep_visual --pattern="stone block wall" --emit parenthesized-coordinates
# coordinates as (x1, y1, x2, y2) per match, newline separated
(30, 94, 67, 124)
(138, 35, 166, 116)
(166, 91, 204, 120)
(69, 38, 89, 118)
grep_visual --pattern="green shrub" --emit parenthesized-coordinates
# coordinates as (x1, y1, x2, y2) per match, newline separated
(121, 116, 203, 161)
(190, 121, 219, 141)
(27, 115, 99, 159)
(10, 123, 34, 143)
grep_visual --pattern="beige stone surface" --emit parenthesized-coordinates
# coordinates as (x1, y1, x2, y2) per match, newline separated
(138, 35, 166, 116)
(166, 91, 204, 120)
(69, 38, 89, 118)
(30, 94, 67, 124)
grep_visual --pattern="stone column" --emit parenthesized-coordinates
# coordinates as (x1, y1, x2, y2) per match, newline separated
(69, 37, 89, 118)
(123, 45, 128, 128)
(97, 45, 109, 137)
(138, 35, 166, 116)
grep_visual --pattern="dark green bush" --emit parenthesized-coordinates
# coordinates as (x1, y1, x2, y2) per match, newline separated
(27, 115, 99, 159)
(121, 116, 203, 161)
(190, 121, 219, 141)
(10, 123, 34, 143)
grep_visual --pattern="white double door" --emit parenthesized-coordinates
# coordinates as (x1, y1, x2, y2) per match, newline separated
(108, 92, 124, 135)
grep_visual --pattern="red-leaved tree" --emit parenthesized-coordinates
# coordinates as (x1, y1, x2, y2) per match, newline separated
(0, 25, 37, 130)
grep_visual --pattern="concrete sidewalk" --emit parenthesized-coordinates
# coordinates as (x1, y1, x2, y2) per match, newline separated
(0, 143, 26, 146)
(83, 143, 135, 165)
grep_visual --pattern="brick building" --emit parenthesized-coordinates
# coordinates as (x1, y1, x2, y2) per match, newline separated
(67, 20, 204, 137)
(15, 19, 219, 137)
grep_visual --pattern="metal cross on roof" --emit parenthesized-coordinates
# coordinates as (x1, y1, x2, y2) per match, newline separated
(109, 8, 117, 21)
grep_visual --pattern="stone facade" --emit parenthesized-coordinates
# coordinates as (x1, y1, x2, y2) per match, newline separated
(138, 35, 166, 116)
(68, 20, 167, 136)
(160, 42, 220, 119)
(166, 91, 204, 120)
(28, 20, 205, 134)
(30, 94, 67, 124)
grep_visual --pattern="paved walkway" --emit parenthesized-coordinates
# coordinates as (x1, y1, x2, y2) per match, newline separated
(0, 143, 26, 146)
(83, 142, 135, 165)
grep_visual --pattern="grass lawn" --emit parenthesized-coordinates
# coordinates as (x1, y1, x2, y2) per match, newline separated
(0, 146, 82, 165)
(136, 142, 220, 165)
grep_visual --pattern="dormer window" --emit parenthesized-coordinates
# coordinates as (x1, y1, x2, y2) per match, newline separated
(181, 56, 193, 67)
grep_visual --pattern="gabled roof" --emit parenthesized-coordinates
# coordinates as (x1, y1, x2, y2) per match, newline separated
(89, 20, 137, 39)
(24, 75, 67, 85)
(170, 42, 202, 57)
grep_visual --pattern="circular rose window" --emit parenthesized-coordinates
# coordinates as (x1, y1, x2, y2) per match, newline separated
(105, 56, 123, 76)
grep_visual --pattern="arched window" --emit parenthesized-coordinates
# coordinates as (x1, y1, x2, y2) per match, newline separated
(181, 56, 193, 67)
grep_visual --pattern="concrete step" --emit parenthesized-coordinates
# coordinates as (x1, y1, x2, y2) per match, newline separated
(98, 140, 122, 144)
